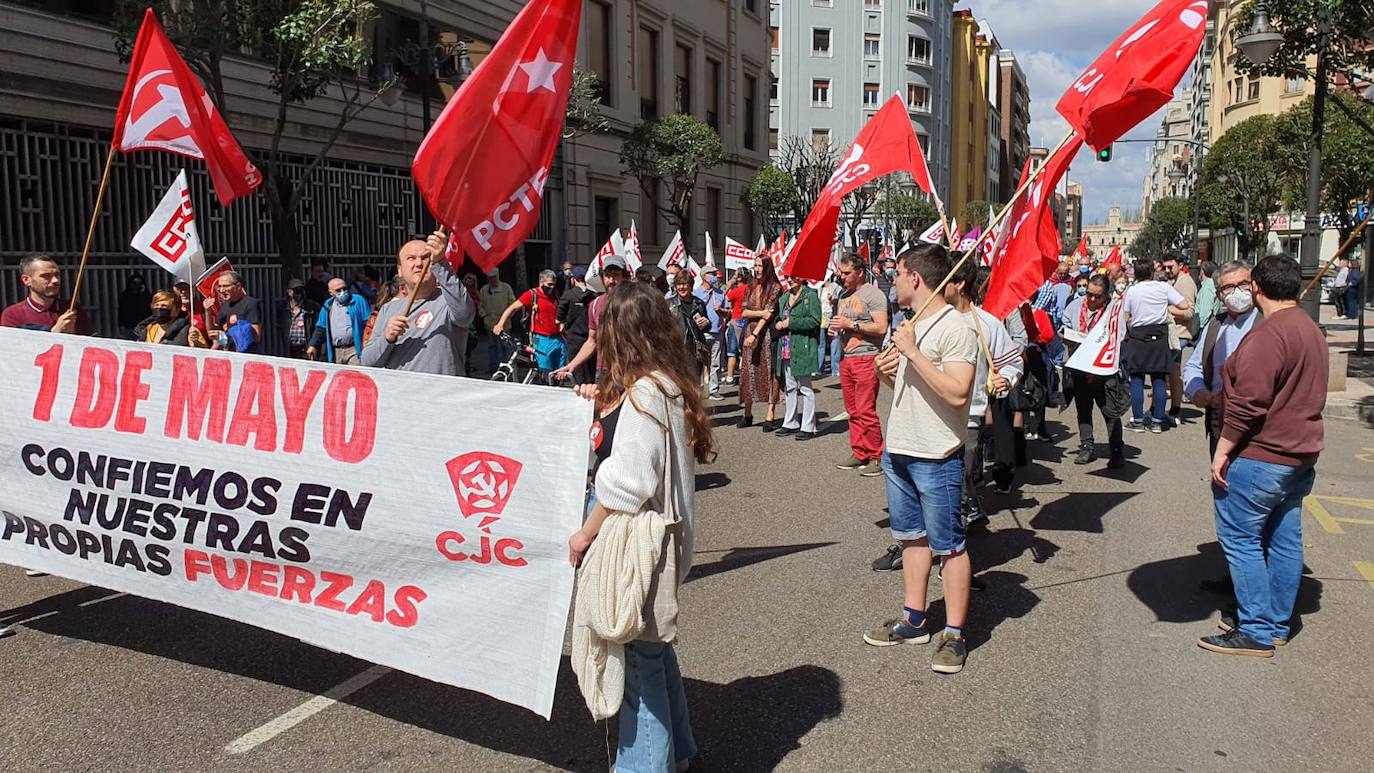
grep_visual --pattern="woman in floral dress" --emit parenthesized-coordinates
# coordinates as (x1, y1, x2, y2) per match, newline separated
(737, 255, 782, 429)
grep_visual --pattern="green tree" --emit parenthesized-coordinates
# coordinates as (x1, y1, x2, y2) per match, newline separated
(1230, 1, 1374, 85)
(1131, 197, 1193, 259)
(1273, 92, 1374, 242)
(563, 65, 611, 139)
(115, 0, 381, 277)
(884, 193, 940, 243)
(960, 200, 993, 230)
(620, 115, 724, 254)
(742, 164, 800, 239)
(1198, 114, 1287, 258)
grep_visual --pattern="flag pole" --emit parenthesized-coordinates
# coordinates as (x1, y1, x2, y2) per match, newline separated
(1298, 196, 1374, 301)
(69, 143, 117, 310)
(905, 128, 1078, 325)
(403, 226, 447, 317)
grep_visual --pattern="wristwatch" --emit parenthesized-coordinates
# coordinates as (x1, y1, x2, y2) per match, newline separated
(851, 319, 860, 332)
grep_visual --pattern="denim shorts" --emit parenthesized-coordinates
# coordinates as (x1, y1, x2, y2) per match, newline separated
(882, 450, 966, 555)
(726, 318, 747, 355)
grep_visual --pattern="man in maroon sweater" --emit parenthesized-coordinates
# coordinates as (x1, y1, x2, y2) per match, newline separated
(0, 255, 92, 334)
(1200, 255, 1326, 657)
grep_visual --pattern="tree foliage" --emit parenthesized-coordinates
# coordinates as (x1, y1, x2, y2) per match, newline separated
(960, 200, 993, 230)
(563, 65, 611, 139)
(1272, 92, 1374, 239)
(776, 135, 844, 225)
(1131, 197, 1193, 259)
(620, 114, 725, 253)
(1231, 1, 1374, 85)
(743, 164, 800, 240)
(884, 193, 940, 243)
(114, 0, 381, 276)
(1198, 114, 1287, 256)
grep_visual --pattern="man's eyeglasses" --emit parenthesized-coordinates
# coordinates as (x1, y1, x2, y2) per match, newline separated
(1218, 279, 1252, 294)
(1086, 292, 1109, 301)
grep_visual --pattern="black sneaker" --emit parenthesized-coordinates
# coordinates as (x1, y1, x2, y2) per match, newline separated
(872, 544, 903, 572)
(1074, 444, 1097, 465)
(737, 415, 753, 428)
(1107, 450, 1125, 469)
(795, 431, 816, 441)
(774, 426, 798, 437)
(961, 495, 988, 527)
(1197, 629, 1274, 657)
(1126, 420, 1146, 433)
(1217, 614, 1287, 646)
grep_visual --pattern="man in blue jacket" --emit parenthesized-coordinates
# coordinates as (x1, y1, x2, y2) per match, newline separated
(307, 276, 372, 364)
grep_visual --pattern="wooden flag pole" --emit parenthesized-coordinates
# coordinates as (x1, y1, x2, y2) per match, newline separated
(402, 226, 447, 317)
(69, 143, 117, 311)
(1298, 198, 1374, 301)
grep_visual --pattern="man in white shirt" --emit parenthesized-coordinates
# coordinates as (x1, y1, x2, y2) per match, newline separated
(862, 244, 979, 675)
(1122, 259, 1192, 432)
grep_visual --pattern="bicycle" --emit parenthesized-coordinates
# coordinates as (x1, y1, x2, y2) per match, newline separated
(491, 333, 558, 385)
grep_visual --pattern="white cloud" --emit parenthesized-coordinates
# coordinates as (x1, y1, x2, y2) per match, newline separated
(961, 0, 1184, 222)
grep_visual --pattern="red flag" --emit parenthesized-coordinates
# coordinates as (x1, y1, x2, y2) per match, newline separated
(785, 96, 936, 280)
(1102, 245, 1123, 270)
(1071, 235, 1090, 260)
(983, 136, 1085, 319)
(1056, 0, 1208, 152)
(112, 9, 261, 206)
(858, 241, 871, 262)
(412, 0, 581, 270)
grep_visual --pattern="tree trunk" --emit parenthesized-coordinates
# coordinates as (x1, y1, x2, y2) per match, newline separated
(268, 176, 303, 280)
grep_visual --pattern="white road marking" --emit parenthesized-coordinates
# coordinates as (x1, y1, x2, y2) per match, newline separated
(224, 665, 392, 755)
(78, 592, 126, 607)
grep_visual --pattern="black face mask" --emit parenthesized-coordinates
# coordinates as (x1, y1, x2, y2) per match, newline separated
(152, 307, 173, 323)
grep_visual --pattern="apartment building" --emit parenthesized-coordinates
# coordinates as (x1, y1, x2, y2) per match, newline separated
(1142, 89, 1195, 219)
(769, 0, 953, 199)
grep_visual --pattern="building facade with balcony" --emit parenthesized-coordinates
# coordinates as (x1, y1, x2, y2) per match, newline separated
(1205, 0, 1314, 147)
(996, 48, 1030, 204)
(1142, 88, 1196, 219)
(768, 0, 953, 201)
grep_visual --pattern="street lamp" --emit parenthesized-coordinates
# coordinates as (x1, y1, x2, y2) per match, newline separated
(1236, 1, 1329, 322)
(377, 0, 475, 233)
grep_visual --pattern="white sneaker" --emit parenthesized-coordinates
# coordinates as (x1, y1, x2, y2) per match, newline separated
(24, 569, 46, 577)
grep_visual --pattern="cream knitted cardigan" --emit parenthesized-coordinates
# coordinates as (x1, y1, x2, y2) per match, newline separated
(571, 374, 696, 720)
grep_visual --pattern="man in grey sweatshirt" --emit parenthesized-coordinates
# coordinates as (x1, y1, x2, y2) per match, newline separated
(362, 232, 476, 376)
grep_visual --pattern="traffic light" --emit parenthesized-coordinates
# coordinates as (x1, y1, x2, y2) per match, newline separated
(1096, 144, 1113, 162)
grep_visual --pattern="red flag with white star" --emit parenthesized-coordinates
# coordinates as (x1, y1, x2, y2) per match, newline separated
(411, 0, 581, 270)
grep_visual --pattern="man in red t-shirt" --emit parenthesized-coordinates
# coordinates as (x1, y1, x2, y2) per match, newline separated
(724, 267, 752, 385)
(494, 269, 566, 371)
(1, 254, 93, 335)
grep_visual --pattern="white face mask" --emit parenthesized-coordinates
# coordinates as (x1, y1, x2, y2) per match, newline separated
(1224, 288, 1254, 315)
(1114, 282, 1127, 294)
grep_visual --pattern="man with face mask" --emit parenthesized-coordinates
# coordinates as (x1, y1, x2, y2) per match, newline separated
(495, 269, 567, 372)
(280, 278, 319, 359)
(308, 276, 372, 364)
(1184, 262, 1258, 457)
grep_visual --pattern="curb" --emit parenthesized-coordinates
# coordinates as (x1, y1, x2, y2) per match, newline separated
(1326, 397, 1374, 424)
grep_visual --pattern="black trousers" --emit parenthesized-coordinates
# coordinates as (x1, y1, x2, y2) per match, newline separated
(1072, 373, 1123, 452)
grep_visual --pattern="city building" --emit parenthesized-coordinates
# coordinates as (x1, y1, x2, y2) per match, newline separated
(1187, 16, 1214, 158)
(1206, 0, 1314, 147)
(1063, 181, 1083, 248)
(948, 9, 991, 216)
(978, 21, 1003, 206)
(996, 48, 1031, 204)
(0, 0, 769, 318)
(768, 0, 953, 201)
(1142, 88, 1195, 219)
(1084, 206, 1143, 256)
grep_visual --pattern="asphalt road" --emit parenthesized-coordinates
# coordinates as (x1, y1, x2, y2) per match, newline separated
(4, 376, 1374, 772)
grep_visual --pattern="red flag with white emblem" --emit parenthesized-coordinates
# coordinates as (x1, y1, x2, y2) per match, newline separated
(412, 0, 582, 270)
(785, 96, 936, 280)
(112, 9, 260, 206)
(1056, 0, 1208, 152)
(982, 136, 1085, 319)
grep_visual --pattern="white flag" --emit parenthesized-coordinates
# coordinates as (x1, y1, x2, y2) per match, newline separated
(754, 233, 767, 256)
(723, 237, 756, 271)
(703, 232, 716, 268)
(624, 220, 643, 272)
(658, 230, 687, 270)
(594, 229, 621, 263)
(1066, 299, 1127, 376)
(918, 220, 946, 245)
(131, 169, 206, 284)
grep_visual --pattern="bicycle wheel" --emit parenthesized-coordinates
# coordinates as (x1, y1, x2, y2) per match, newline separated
(491, 367, 511, 382)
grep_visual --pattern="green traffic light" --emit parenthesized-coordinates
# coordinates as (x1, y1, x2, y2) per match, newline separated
(1096, 145, 1113, 162)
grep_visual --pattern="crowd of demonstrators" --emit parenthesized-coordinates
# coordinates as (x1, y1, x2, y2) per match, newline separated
(1122, 259, 1193, 433)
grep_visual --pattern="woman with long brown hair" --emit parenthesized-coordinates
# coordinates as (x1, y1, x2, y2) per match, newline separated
(737, 254, 782, 429)
(569, 280, 715, 772)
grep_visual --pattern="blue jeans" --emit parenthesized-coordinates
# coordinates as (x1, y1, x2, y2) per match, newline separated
(617, 641, 695, 773)
(881, 450, 966, 555)
(827, 331, 842, 376)
(1130, 372, 1167, 424)
(1212, 458, 1315, 643)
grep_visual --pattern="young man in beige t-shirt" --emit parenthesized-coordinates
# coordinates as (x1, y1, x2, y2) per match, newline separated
(863, 244, 979, 675)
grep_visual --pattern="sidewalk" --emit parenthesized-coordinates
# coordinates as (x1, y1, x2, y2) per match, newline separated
(1320, 304, 1374, 424)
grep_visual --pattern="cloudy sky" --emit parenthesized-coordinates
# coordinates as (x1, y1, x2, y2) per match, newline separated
(957, 0, 1181, 225)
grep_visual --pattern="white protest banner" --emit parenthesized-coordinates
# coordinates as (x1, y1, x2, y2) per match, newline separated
(131, 169, 207, 284)
(918, 219, 946, 245)
(658, 230, 686, 270)
(1065, 298, 1126, 376)
(703, 232, 716, 268)
(723, 237, 755, 271)
(0, 329, 590, 718)
(623, 220, 643, 272)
